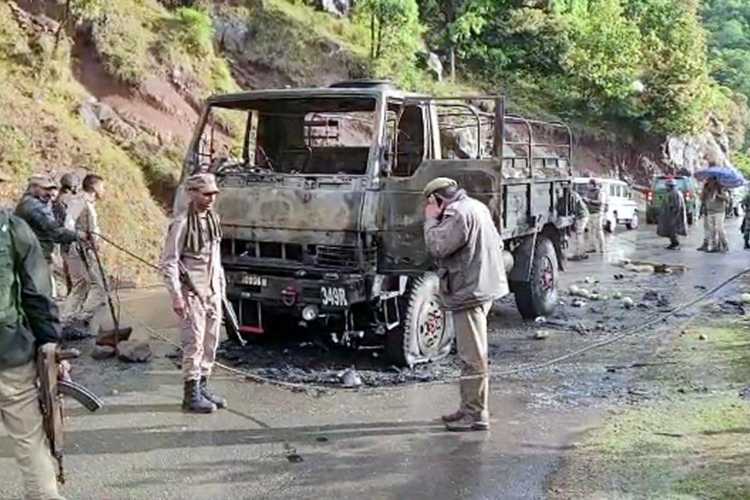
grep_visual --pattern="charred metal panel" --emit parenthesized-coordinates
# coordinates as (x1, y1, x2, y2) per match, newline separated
(377, 159, 502, 273)
(217, 184, 364, 234)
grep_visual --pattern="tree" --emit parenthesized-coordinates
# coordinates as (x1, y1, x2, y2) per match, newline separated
(563, 0, 642, 106)
(358, 0, 421, 61)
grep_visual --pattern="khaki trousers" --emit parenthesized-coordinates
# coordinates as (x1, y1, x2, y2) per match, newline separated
(61, 246, 106, 320)
(707, 212, 728, 251)
(575, 215, 588, 256)
(452, 302, 492, 419)
(585, 213, 606, 253)
(0, 362, 65, 500)
(181, 292, 222, 381)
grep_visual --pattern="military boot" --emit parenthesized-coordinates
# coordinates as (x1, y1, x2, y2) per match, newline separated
(182, 380, 216, 414)
(200, 377, 227, 409)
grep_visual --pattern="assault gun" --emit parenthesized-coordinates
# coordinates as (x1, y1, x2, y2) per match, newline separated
(37, 343, 103, 484)
(177, 262, 245, 346)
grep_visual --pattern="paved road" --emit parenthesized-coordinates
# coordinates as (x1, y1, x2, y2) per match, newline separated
(1, 218, 747, 500)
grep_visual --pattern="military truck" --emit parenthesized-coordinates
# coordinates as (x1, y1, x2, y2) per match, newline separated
(179, 81, 575, 366)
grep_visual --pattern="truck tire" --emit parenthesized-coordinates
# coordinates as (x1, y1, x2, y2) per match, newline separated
(385, 273, 454, 367)
(512, 237, 559, 320)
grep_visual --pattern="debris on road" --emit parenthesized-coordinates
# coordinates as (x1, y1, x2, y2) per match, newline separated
(339, 368, 363, 388)
(741, 293, 750, 304)
(534, 330, 550, 340)
(622, 297, 635, 309)
(572, 298, 587, 308)
(116, 341, 153, 363)
(91, 345, 116, 360)
(698, 333, 707, 341)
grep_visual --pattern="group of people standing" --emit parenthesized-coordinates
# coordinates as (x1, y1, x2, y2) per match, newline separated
(659, 176, 749, 252)
(11, 172, 114, 339)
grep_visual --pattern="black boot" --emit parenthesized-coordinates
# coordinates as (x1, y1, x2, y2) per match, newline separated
(200, 377, 227, 409)
(182, 380, 216, 413)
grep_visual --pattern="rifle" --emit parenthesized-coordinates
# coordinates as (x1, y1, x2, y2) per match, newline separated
(37, 343, 103, 484)
(177, 262, 245, 346)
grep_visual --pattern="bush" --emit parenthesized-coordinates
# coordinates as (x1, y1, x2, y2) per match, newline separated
(171, 7, 214, 57)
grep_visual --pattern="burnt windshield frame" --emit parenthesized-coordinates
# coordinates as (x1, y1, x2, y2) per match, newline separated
(197, 96, 379, 176)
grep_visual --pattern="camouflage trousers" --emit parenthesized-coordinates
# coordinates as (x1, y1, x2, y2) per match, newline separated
(180, 292, 222, 382)
(452, 302, 492, 419)
(0, 363, 65, 500)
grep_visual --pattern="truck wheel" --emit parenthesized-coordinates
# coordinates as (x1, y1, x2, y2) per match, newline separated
(385, 273, 454, 367)
(512, 237, 559, 320)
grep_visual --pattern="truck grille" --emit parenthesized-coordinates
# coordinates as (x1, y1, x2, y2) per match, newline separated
(222, 239, 375, 271)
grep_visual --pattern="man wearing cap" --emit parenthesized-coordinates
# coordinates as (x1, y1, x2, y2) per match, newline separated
(583, 178, 607, 254)
(0, 173, 67, 499)
(15, 175, 83, 297)
(161, 173, 227, 413)
(62, 175, 110, 332)
(423, 177, 508, 431)
(569, 190, 590, 261)
(656, 178, 687, 250)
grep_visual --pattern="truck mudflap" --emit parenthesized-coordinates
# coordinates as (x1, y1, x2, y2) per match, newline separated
(225, 271, 368, 331)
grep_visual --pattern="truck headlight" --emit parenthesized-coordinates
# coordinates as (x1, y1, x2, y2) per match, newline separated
(302, 305, 319, 321)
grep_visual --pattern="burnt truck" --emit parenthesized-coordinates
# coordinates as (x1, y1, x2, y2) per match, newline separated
(179, 80, 575, 366)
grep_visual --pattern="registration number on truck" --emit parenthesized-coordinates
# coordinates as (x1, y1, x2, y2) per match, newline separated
(321, 287, 348, 307)
(240, 275, 268, 287)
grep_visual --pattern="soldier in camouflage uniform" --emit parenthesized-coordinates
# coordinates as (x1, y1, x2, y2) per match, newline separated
(161, 173, 227, 414)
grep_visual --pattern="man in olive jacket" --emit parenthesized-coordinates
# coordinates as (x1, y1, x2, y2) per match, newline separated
(0, 174, 66, 499)
(423, 177, 509, 431)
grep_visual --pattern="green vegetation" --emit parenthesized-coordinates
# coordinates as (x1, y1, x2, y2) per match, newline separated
(412, 0, 747, 142)
(550, 321, 750, 499)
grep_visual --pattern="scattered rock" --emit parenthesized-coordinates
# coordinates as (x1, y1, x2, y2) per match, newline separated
(314, 0, 352, 16)
(111, 389, 119, 396)
(286, 453, 304, 463)
(116, 341, 153, 363)
(533, 330, 550, 340)
(739, 386, 750, 400)
(338, 368, 363, 388)
(91, 345, 116, 360)
(741, 293, 750, 304)
(572, 298, 587, 308)
(698, 333, 707, 341)
(62, 321, 93, 341)
(613, 292, 623, 300)
(622, 297, 635, 309)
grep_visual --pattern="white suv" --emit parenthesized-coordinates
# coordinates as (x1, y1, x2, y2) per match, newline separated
(573, 177, 639, 232)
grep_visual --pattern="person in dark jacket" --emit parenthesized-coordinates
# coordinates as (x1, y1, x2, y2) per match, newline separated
(656, 178, 687, 250)
(15, 175, 82, 297)
(423, 177, 509, 432)
(0, 173, 66, 499)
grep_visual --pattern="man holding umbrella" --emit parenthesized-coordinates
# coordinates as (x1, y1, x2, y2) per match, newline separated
(701, 177, 731, 253)
(657, 178, 687, 250)
(695, 165, 745, 253)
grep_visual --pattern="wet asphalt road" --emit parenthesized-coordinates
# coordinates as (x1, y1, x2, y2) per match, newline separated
(1, 218, 748, 500)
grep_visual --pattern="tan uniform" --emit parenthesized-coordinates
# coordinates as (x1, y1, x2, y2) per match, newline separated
(0, 363, 65, 500)
(585, 186, 607, 253)
(704, 188, 730, 252)
(424, 190, 509, 419)
(160, 211, 225, 382)
(61, 192, 106, 320)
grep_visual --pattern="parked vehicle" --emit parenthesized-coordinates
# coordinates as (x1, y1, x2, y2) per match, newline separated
(178, 81, 576, 366)
(573, 177, 639, 232)
(645, 175, 699, 225)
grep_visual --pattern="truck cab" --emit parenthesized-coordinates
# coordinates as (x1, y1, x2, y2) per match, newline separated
(179, 81, 575, 366)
